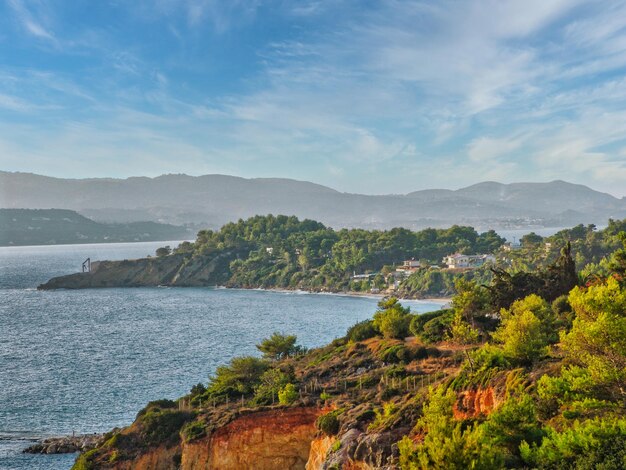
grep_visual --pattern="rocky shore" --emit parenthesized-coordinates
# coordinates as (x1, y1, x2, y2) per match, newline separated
(23, 433, 104, 454)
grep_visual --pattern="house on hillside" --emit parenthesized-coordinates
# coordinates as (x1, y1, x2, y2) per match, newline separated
(443, 253, 495, 269)
(395, 259, 421, 274)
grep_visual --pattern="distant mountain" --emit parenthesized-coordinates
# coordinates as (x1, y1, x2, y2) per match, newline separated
(1, 171, 625, 231)
(0, 209, 192, 246)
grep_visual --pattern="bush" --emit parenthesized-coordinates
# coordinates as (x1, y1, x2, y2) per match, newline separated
(420, 310, 454, 343)
(252, 368, 292, 405)
(156, 246, 171, 257)
(493, 297, 549, 364)
(346, 320, 377, 342)
(278, 383, 298, 405)
(181, 421, 206, 442)
(410, 310, 447, 337)
(372, 298, 412, 339)
(207, 356, 269, 397)
(137, 409, 194, 446)
(520, 418, 626, 469)
(316, 410, 341, 436)
(136, 399, 177, 418)
(378, 344, 410, 364)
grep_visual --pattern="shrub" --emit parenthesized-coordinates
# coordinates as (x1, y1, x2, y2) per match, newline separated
(420, 310, 454, 343)
(409, 310, 446, 337)
(137, 409, 194, 446)
(379, 344, 410, 364)
(492, 298, 549, 365)
(156, 246, 171, 257)
(399, 386, 503, 469)
(278, 383, 298, 405)
(520, 418, 626, 469)
(346, 320, 377, 342)
(136, 399, 177, 418)
(372, 298, 412, 339)
(253, 368, 292, 405)
(181, 421, 206, 442)
(561, 278, 626, 393)
(316, 410, 341, 436)
(207, 356, 269, 397)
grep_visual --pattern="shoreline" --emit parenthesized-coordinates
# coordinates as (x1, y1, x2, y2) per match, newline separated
(219, 285, 452, 305)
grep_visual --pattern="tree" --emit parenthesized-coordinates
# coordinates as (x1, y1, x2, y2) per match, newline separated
(521, 232, 544, 248)
(561, 277, 626, 396)
(207, 356, 269, 396)
(278, 383, 298, 405)
(256, 332, 299, 360)
(155, 245, 171, 257)
(253, 368, 292, 405)
(398, 386, 502, 469)
(372, 297, 412, 339)
(492, 296, 550, 364)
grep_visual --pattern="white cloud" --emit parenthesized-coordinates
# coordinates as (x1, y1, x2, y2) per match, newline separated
(7, 0, 56, 42)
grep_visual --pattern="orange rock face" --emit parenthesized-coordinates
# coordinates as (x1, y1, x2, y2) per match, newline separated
(112, 445, 180, 470)
(453, 387, 499, 419)
(305, 435, 336, 470)
(181, 407, 321, 470)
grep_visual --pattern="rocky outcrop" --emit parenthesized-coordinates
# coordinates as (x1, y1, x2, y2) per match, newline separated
(181, 408, 321, 470)
(453, 387, 500, 419)
(24, 434, 103, 454)
(111, 446, 181, 470)
(305, 435, 336, 470)
(38, 251, 237, 290)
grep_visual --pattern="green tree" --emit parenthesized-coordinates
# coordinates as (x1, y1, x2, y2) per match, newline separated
(278, 383, 298, 405)
(155, 245, 171, 257)
(492, 296, 550, 364)
(398, 386, 503, 469)
(253, 368, 292, 405)
(561, 277, 626, 396)
(372, 297, 412, 339)
(207, 356, 269, 397)
(256, 332, 299, 360)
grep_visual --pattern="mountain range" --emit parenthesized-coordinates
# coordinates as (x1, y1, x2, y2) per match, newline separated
(1, 171, 624, 231)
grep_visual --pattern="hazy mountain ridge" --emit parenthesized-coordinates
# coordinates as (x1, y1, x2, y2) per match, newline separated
(1, 171, 624, 230)
(0, 208, 192, 246)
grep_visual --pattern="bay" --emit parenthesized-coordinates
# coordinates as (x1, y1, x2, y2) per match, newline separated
(0, 241, 444, 469)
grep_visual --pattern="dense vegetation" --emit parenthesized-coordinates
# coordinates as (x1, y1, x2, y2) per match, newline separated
(76, 221, 626, 469)
(161, 215, 626, 297)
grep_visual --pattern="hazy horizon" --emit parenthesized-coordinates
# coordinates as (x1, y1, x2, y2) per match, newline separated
(3, 169, 625, 199)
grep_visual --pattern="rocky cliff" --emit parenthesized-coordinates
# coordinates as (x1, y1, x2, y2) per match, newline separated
(38, 251, 237, 290)
(72, 334, 511, 470)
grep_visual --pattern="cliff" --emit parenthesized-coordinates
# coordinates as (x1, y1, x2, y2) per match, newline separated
(72, 334, 509, 470)
(38, 251, 237, 290)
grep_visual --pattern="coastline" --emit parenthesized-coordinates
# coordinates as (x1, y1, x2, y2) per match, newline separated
(218, 285, 452, 305)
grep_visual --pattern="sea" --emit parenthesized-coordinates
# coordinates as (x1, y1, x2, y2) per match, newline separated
(0, 241, 445, 469)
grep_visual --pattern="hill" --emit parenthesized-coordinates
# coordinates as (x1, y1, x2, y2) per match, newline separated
(69, 239, 626, 469)
(2, 172, 625, 230)
(0, 209, 192, 246)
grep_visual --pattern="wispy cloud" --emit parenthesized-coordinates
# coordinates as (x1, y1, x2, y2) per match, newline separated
(1, 1, 626, 196)
(7, 0, 56, 42)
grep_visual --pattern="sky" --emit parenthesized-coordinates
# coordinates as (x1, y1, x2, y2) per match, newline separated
(1, 1, 626, 196)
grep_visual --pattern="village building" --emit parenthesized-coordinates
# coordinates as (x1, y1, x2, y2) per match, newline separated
(443, 253, 496, 269)
(395, 259, 421, 274)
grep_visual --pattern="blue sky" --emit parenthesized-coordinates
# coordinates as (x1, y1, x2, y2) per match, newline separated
(1, 0, 626, 196)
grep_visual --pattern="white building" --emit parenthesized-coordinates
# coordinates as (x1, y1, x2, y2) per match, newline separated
(443, 253, 496, 269)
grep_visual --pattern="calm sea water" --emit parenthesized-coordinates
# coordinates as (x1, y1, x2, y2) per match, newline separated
(0, 241, 443, 469)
